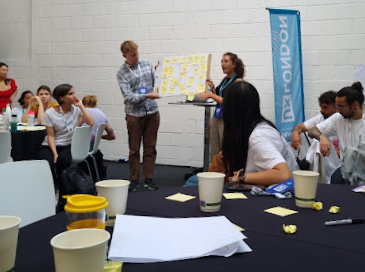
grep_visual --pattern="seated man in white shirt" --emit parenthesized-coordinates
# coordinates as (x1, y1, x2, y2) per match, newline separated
(309, 82, 364, 183)
(291, 90, 338, 154)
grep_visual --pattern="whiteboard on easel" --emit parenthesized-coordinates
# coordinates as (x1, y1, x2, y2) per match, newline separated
(157, 54, 212, 97)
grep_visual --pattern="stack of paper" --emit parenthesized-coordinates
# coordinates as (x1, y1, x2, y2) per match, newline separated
(108, 215, 252, 263)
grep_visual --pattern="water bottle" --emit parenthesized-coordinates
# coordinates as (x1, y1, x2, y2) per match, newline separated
(6, 103, 12, 120)
(10, 114, 17, 132)
(1, 108, 9, 131)
(27, 110, 35, 127)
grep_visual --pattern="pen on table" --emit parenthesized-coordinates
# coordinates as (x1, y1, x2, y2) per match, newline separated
(324, 218, 365, 226)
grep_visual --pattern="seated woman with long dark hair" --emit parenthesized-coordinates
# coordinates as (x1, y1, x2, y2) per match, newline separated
(223, 82, 299, 186)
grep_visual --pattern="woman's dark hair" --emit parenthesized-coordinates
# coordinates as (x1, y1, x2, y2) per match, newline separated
(337, 81, 364, 108)
(223, 53, 245, 78)
(17, 90, 33, 106)
(37, 85, 52, 96)
(222, 81, 277, 176)
(53, 84, 73, 105)
(0, 62, 11, 85)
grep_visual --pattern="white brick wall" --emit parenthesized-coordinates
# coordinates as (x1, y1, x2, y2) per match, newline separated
(2, 0, 365, 167)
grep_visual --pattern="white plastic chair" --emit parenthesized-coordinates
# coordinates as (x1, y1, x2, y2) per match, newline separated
(71, 125, 93, 177)
(84, 123, 106, 182)
(0, 160, 55, 227)
(0, 131, 11, 164)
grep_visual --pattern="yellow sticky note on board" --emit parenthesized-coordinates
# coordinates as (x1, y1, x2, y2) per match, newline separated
(164, 58, 171, 65)
(198, 74, 205, 81)
(193, 54, 200, 65)
(232, 223, 245, 232)
(162, 80, 168, 87)
(200, 62, 207, 72)
(193, 67, 200, 74)
(187, 77, 195, 87)
(179, 73, 186, 79)
(166, 193, 196, 202)
(172, 57, 178, 64)
(200, 55, 207, 62)
(168, 66, 174, 77)
(169, 87, 176, 94)
(182, 63, 189, 73)
(187, 56, 193, 63)
(170, 78, 179, 86)
(179, 84, 187, 94)
(264, 207, 298, 217)
(187, 91, 195, 101)
(162, 67, 169, 78)
(161, 86, 167, 95)
(223, 193, 247, 200)
(196, 82, 205, 93)
(179, 57, 186, 63)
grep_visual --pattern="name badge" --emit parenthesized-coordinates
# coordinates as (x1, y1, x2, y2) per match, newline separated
(139, 86, 148, 94)
(214, 106, 223, 118)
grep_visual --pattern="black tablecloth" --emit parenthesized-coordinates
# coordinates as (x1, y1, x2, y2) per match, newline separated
(15, 184, 365, 272)
(11, 129, 46, 161)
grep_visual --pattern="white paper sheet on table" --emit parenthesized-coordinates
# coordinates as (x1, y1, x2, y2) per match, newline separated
(108, 215, 252, 263)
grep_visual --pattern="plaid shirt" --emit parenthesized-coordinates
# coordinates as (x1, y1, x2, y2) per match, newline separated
(117, 60, 159, 117)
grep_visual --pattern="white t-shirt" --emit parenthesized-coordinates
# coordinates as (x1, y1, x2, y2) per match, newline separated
(82, 108, 107, 138)
(304, 114, 324, 130)
(42, 106, 82, 146)
(317, 112, 365, 159)
(246, 122, 299, 173)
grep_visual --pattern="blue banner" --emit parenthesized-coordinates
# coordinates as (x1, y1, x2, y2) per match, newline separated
(268, 9, 305, 141)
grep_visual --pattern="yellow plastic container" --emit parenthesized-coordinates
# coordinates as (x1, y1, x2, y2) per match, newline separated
(65, 195, 108, 231)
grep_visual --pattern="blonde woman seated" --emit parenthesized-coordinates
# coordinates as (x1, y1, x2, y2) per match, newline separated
(37, 84, 94, 182)
(22, 85, 58, 124)
(223, 82, 299, 186)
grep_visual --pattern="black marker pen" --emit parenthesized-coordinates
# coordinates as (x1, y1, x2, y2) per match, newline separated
(325, 218, 365, 226)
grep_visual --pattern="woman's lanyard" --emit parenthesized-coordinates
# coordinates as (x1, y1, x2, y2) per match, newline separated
(218, 74, 237, 97)
(348, 114, 365, 148)
(60, 106, 74, 133)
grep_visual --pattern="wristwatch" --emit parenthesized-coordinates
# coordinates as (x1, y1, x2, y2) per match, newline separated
(238, 171, 246, 183)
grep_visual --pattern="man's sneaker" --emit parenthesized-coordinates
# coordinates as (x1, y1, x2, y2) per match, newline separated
(129, 180, 139, 192)
(144, 179, 158, 190)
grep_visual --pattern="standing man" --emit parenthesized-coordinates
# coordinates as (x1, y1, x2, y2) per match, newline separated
(117, 41, 160, 191)
(291, 91, 337, 151)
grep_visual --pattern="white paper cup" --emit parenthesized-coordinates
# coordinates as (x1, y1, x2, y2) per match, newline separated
(293, 170, 319, 208)
(95, 179, 130, 226)
(0, 216, 21, 272)
(197, 172, 225, 212)
(51, 229, 110, 272)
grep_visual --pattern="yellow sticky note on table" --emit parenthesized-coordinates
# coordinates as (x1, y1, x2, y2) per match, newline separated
(162, 67, 169, 78)
(187, 56, 193, 63)
(193, 54, 200, 65)
(187, 91, 195, 101)
(179, 56, 186, 63)
(179, 73, 186, 79)
(179, 84, 187, 94)
(200, 55, 207, 62)
(170, 78, 179, 86)
(166, 193, 196, 202)
(223, 193, 247, 199)
(187, 77, 195, 87)
(196, 82, 205, 93)
(182, 63, 189, 73)
(198, 74, 205, 81)
(169, 87, 176, 94)
(193, 67, 200, 74)
(172, 57, 178, 64)
(232, 223, 245, 232)
(200, 62, 207, 72)
(264, 207, 298, 217)
(164, 58, 171, 65)
(168, 66, 174, 77)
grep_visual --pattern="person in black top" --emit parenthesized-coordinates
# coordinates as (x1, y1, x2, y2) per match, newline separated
(197, 52, 245, 162)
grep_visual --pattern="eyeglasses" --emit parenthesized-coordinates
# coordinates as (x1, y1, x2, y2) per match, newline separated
(335, 104, 349, 110)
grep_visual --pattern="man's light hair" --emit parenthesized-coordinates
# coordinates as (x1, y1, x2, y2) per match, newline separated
(121, 40, 138, 54)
